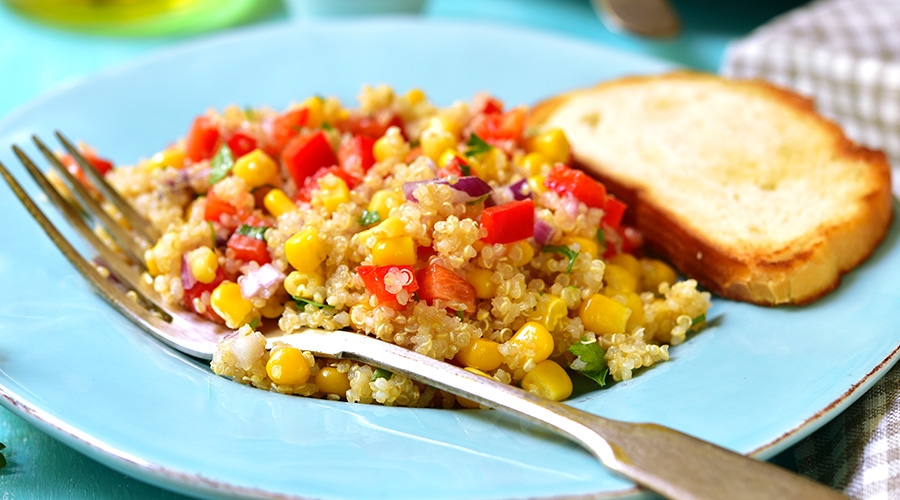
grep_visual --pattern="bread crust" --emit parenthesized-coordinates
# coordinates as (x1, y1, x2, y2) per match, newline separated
(528, 72, 894, 305)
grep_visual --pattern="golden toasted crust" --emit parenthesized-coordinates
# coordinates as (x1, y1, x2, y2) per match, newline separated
(528, 71, 894, 305)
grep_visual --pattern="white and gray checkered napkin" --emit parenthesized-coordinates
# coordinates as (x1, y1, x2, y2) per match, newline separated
(722, 1, 900, 498)
(722, 0, 900, 197)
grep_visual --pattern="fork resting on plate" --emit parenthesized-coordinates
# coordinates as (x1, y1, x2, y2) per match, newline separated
(0, 132, 849, 500)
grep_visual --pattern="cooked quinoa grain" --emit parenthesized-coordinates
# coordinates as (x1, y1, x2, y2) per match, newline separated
(101, 86, 711, 406)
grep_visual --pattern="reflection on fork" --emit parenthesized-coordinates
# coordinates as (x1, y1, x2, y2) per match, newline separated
(0, 132, 850, 500)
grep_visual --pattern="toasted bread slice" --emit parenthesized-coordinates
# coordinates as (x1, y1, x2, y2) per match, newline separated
(528, 71, 894, 305)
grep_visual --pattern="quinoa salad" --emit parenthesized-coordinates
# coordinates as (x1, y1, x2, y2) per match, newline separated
(84, 85, 711, 408)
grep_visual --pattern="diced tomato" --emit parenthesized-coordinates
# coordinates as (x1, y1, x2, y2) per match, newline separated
(339, 111, 405, 140)
(185, 116, 221, 163)
(405, 146, 423, 164)
(356, 265, 419, 310)
(60, 149, 114, 192)
(436, 154, 471, 178)
(544, 164, 607, 209)
(470, 106, 526, 145)
(602, 196, 627, 230)
(281, 131, 339, 188)
(204, 188, 239, 222)
(226, 132, 258, 159)
(480, 199, 534, 244)
(227, 233, 271, 264)
(474, 94, 504, 115)
(295, 165, 361, 203)
(270, 107, 310, 151)
(338, 135, 376, 177)
(416, 263, 476, 312)
(182, 266, 227, 324)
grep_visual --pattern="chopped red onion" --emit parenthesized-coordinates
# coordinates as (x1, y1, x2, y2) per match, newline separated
(508, 178, 532, 201)
(533, 219, 556, 245)
(402, 176, 494, 203)
(238, 263, 285, 300)
(181, 253, 197, 290)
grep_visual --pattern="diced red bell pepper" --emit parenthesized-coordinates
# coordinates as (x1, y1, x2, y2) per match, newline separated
(60, 150, 114, 192)
(436, 154, 471, 178)
(281, 131, 338, 188)
(480, 199, 534, 244)
(226, 132, 258, 159)
(602, 196, 627, 230)
(270, 107, 310, 151)
(339, 111, 405, 140)
(338, 135, 376, 177)
(357, 265, 419, 310)
(185, 116, 221, 163)
(182, 266, 228, 324)
(470, 106, 526, 145)
(474, 94, 504, 115)
(416, 263, 477, 312)
(544, 164, 607, 209)
(295, 165, 361, 203)
(227, 233, 271, 264)
(204, 188, 239, 222)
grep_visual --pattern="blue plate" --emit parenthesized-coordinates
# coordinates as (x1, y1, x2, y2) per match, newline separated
(1, 18, 898, 500)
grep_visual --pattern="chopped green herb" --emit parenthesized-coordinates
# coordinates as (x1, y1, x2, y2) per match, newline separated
(596, 228, 606, 247)
(243, 107, 257, 121)
(456, 310, 465, 320)
(459, 163, 471, 176)
(236, 224, 268, 240)
(568, 340, 609, 387)
(691, 314, 707, 328)
(293, 297, 334, 310)
(465, 194, 490, 205)
(208, 221, 217, 244)
(321, 122, 334, 132)
(371, 368, 393, 381)
(358, 209, 382, 227)
(208, 144, 235, 184)
(248, 317, 260, 330)
(541, 245, 579, 273)
(464, 133, 492, 157)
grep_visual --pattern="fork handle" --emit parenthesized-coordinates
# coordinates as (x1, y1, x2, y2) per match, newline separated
(275, 330, 849, 500)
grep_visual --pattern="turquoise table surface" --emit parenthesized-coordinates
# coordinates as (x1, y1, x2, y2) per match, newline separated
(0, 0, 809, 498)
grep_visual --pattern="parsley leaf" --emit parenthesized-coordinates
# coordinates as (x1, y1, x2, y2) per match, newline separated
(248, 317, 260, 330)
(541, 245, 579, 273)
(358, 209, 382, 227)
(459, 163, 471, 176)
(371, 368, 393, 381)
(464, 133, 492, 157)
(691, 314, 706, 328)
(456, 310, 465, 320)
(208, 144, 234, 185)
(235, 224, 268, 240)
(293, 297, 334, 310)
(568, 340, 609, 387)
(596, 228, 606, 248)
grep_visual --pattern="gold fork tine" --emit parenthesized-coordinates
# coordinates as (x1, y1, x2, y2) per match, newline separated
(55, 130, 161, 244)
(27, 137, 149, 267)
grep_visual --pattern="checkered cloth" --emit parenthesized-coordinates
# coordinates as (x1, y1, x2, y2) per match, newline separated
(722, 1, 900, 498)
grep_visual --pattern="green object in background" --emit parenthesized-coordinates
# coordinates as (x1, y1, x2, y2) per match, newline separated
(3, 0, 280, 36)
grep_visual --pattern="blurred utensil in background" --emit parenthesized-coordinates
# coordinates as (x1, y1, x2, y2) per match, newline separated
(593, 0, 680, 37)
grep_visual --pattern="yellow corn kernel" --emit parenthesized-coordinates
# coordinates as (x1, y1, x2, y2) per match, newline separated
(145, 250, 160, 277)
(521, 152, 551, 176)
(608, 254, 642, 281)
(263, 188, 297, 217)
(367, 189, 405, 221)
(283, 270, 325, 298)
(260, 300, 285, 319)
(210, 281, 255, 327)
(371, 235, 416, 266)
(526, 128, 570, 164)
(469, 147, 504, 180)
(316, 366, 351, 396)
(559, 235, 599, 257)
(604, 263, 638, 293)
(266, 346, 311, 386)
(300, 96, 325, 129)
(455, 338, 503, 372)
(508, 321, 554, 363)
(457, 367, 491, 409)
(467, 268, 497, 299)
(437, 148, 463, 169)
(373, 127, 410, 162)
(285, 228, 326, 272)
(506, 240, 534, 267)
(580, 293, 631, 335)
(147, 147, 186, 170)
(420, 125, 457, 162)
(405, 88, 426, 105)
(315, 173, 350, 213)
(232, 149, 278, 189)
(527, 175, 546, 195)
(531, 294, 568, 332)
(358, 215, 407, 243)
(641, 258, 678, 293)
(521, 360, 573, 401)
(186, 246, 218, 284)
(622, 291, 645, 333)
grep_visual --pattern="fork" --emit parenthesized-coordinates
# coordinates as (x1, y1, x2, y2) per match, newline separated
(0, 132, 849, 500)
